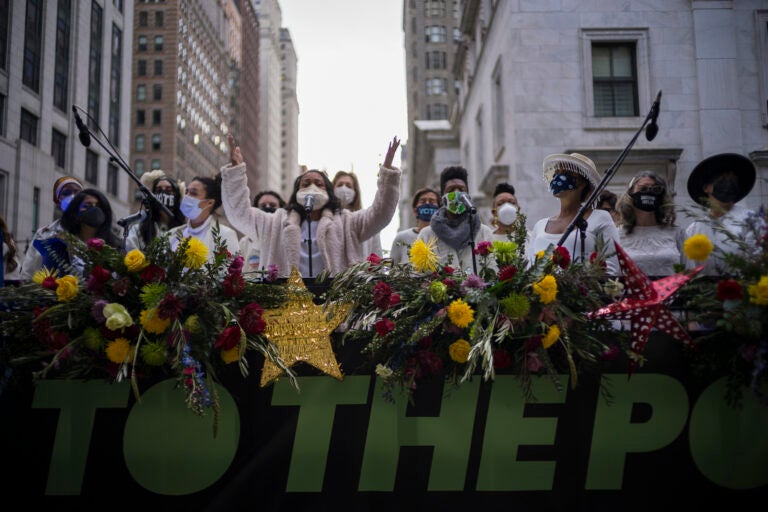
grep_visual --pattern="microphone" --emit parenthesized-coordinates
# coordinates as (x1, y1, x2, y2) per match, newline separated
(117, 210, 147, 228)
(459, 192, 477, 214)
(303, 194, 315, 212)
(645, 90, 662, 141)
(72, 106, 91, 148)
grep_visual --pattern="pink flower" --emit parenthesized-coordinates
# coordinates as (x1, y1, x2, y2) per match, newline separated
(367, 253, 382, 265)
(375, 318, 395, 336)
(473, 240, 493, 256)
(87, 238, 104, 251)
(228, 255, 244, 274)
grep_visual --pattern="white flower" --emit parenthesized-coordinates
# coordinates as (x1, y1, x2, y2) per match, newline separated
(603, 278, 625, 300)
(375, 363, 393, 378)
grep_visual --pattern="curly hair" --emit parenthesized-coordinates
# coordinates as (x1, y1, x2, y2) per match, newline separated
(618, 171, 676, 235)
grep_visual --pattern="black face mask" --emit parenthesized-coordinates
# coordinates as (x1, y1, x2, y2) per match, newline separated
(260, 206, 277, 213)
(629, 191, 661, 212)
(155, 192, 175, 208)
(711, 176, 740, 203)
(79, 206, 105, 227)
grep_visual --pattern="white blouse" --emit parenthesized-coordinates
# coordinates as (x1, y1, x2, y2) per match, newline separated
(619, 225, 684, 277)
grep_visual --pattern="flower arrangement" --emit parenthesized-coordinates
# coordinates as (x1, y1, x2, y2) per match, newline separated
(678, 206, 768, 406)
(324, 213, 628, 402)
(0, 225, 293, 416)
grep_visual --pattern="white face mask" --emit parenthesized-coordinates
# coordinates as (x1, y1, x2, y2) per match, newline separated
(496, 203, 518, 225)
(180, 195, 209, 220)
(296, 184, 329, 211)
(335, 185, 356, 207)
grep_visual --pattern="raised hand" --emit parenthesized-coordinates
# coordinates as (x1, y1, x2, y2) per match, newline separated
(228, 134, 243, 166)
(383, 136, 401, 169)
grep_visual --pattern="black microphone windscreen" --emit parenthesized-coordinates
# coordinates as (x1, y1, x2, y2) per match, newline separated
(645, 122, 658, 141)
(79, 130, 91, 148)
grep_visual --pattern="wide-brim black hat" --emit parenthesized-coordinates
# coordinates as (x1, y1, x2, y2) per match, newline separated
(686, 153, 756, 205)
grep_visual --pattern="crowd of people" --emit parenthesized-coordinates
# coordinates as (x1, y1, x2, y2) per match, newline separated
(0, 140, 760, 286)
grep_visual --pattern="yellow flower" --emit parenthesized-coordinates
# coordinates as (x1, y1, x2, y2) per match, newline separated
(447, 298, 475, 328)
(32, 267, 58, 284)
(55, 275, 79, 302)
(184, 237, 208, 269)
(683, 233, 713, 262)
(221, 346, 240, 364)
(748, 276, 768, 306)
(103, 303, 134, 330)
(105, 338, 134, 363)
(533, 275, 558, 304)
(184, 314, 201, 333)
(448, 339, 471, 363)
(140, 308, 171, 334)
(542, 324, 561, 349)
(141, 342, 167, 366)
(409, 237, 439, 273)
(535, 250, 545, 260)
(124, 249, 149, 272)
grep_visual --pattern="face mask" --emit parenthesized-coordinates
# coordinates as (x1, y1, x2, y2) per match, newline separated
(180, 195, 209, 220)
(630, 191, 661, 212)
(711, 176, 740, 203)
(260, 206, 277, 213)
(416, 203, 439, 222)
(334, 186, 356, 207)
(442, 191, 467, 215)
(79, 206, 105, 227)
(296, 184, 329, 211)
(549, 174, 581, 195)
(155, 192, 175, 209)
(59, 194, 74, 213)
(496, 203, 518, 225)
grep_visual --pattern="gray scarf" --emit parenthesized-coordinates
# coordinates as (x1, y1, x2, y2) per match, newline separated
(429, 207, 480, 252)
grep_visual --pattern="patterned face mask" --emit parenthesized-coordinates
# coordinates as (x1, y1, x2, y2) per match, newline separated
(442, 191, 467, 215)
(549, 174, 582, 195)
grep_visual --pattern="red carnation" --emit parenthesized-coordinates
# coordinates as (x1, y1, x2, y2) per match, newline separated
(716, 279, 743, 301)
(87, 238, 104, 251)
(239, 303, 266, 335)
(443, 266, 455, 275)
(157, 293, 185, 320)
(140, 264, 166, 283)
(589, 252, 607, 269)
(42, 276, 58, 290)
(498, 265, 517, 282)
(91, 265, 112, 283)
(367, 253, 382, 265)
(473, 240, 493, 256)
(373, 281, 392, 310)
(222, 273, 245, 297)
(416, 350, 443, 375)
(375, 318, 395, 336)
(493, 348, 512, 369)
(552, 246, 571, 269)
(214, 325, 241, 350)
(389, 293, 401, 307)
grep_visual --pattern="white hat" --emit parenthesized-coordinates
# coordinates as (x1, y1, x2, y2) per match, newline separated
(542, 153, 601, 190)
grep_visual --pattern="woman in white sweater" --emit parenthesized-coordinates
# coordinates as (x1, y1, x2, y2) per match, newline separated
(220, 135, 401, 278)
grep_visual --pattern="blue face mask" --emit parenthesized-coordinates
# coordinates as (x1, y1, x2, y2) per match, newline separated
(549, 174, 581, 195)
(416, 203, 439, 222)
(59, 194, 74, 213)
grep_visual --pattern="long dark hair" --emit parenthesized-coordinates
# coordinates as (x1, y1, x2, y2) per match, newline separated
(0, 214, 18, 273)
(139, 177, 185, 244)
(60, 188, 117, 247)
(287, 170, 341, 218)
(618, 170, 676, 234)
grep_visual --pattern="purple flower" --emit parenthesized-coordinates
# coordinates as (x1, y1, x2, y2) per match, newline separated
(460, 274, 487, 294)
(228, 255, 244, 274)
(91, 299, 108, 323)
(266, 264, 279, 282)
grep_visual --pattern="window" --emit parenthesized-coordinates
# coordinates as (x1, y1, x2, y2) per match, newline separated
(138, 11, 148, 27)
(491, 59, 505, 156)
(107, 162, 118, 196)
(0, 0, 9, 70)
(51, 129, 67, 168)
(453, 28, 462, 44)
(85, 150, 98, 184)
(0, 94, 5, 136)
(755, 12, 768, 128)
(475, 107, 485, 176)
(137, 59, 147, 76)
(23, 0, 43, 92)
(136, 109, 146, 125)
(135, 159, 145, 175)
(154, 59, 163, 76)
(581, 29, 650, 128)
(135, 134, 145, 151)
(155, 11, 164, 27)
(138, 35, 148, 51)
(151, 134, 161, 150)
(151, 159, 161, 170)
(109, 24, 122, 144)
(426, 51, 446, 70)
(137, 84, 146, 101)
(592, 43, 638, 117)
(20, 108, 38, 146)
(32, 187, 40, 232)
(53, 0, 72, 111)
(427, 103, 449, 120)
(425, 26, 447, 43)
(154, 35, 164, 51)
(152, 109, 161, 125)
(153, 84, 162, 100)
(87, 1, 103, 132)
(425, 78, 447, 95)
(425, 0, 445, 17)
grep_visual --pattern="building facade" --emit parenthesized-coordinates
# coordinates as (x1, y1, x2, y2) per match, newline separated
(406, 0, 768, 230)
(280, 27, 299, 196)
(0, 0, 134, 249)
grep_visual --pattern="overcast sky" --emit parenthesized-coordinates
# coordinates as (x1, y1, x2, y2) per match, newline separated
(279, 0, 408, 252)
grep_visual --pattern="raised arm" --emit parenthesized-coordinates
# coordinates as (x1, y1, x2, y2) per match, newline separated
(219, 134, 261, 240)
(383, 136, 401, 170)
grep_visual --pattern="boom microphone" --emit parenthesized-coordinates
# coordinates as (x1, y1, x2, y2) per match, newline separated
(303, 194, 315, 212)
(645, 90, 662, 141)
(117, 210, 147, 228)
(72, 106, 91, 148)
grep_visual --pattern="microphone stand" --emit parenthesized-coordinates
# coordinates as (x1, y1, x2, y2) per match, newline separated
(304, 209, 313, 278)
(467, 208, 478, 275)
(556, 91, 662, 257)
(72, 105, 173, 253)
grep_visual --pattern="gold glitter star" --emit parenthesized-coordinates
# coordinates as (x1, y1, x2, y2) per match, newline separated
(259, 267, 350, 387)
